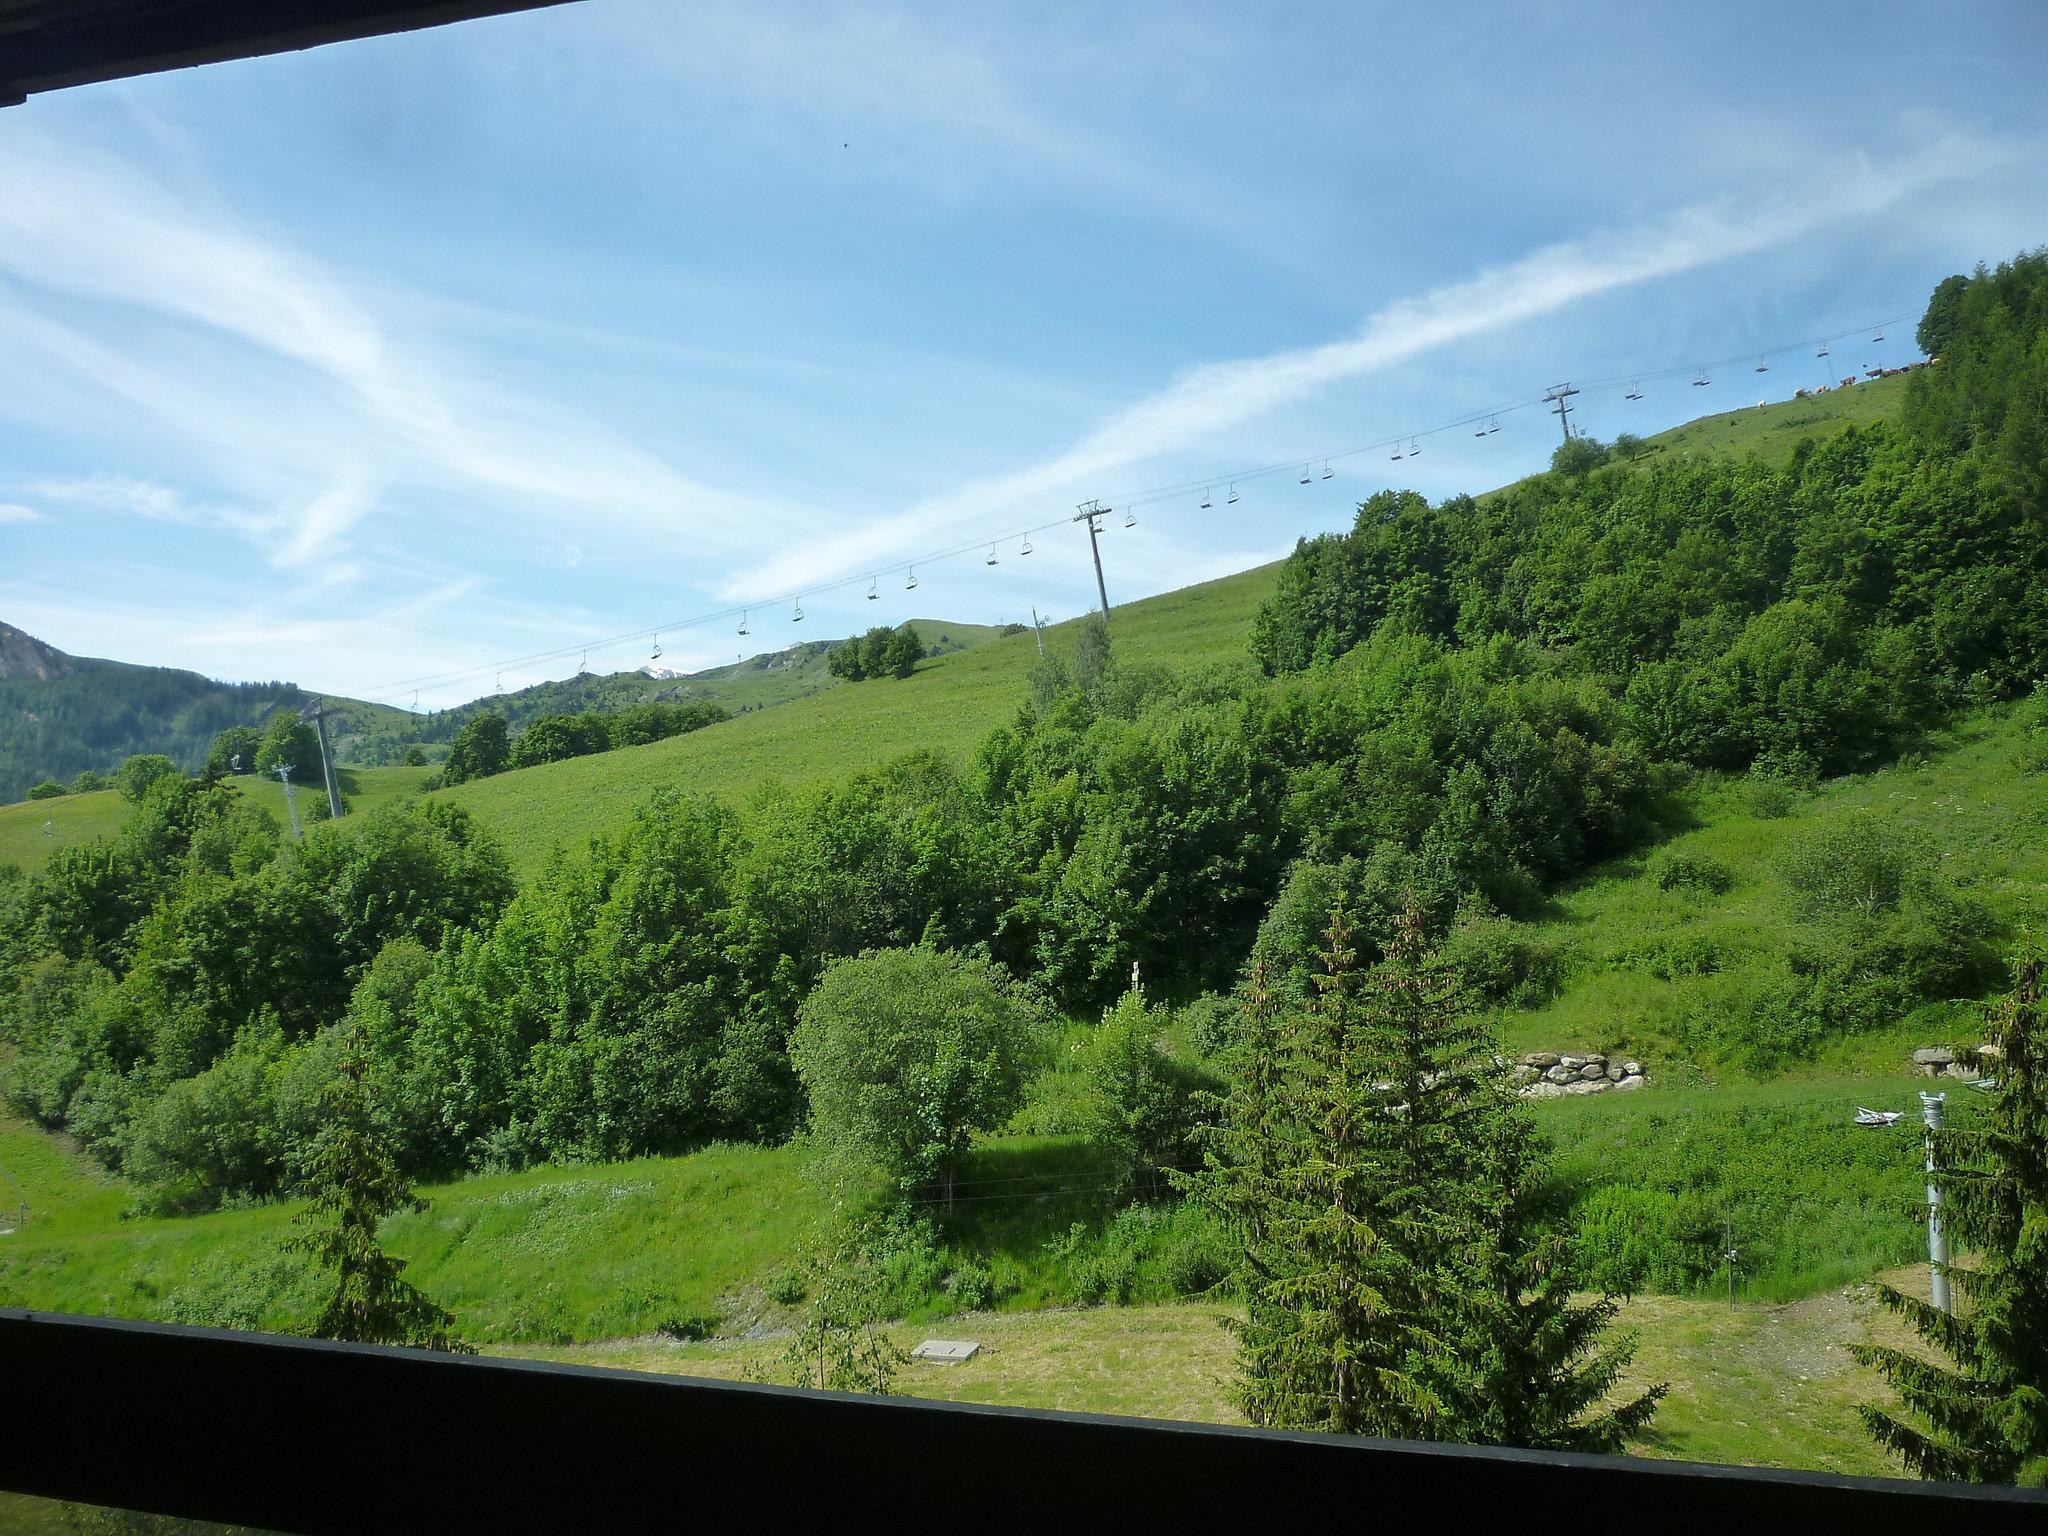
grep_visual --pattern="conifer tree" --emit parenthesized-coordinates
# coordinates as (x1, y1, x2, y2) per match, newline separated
(1455, 1105, 1664, 1452)
(1197, 897, 1660, 1450)
(290, 1028, 470, 1352)
(1855, 951, 2048, 1486)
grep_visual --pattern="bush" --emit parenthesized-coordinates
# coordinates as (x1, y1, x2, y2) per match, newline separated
(26, 780, 64, 800)
(114, 754, 180, 803)
(1081, 988, 1220, 1195)
(790, 946, 1039, 1199)
(1740, 771, 1799, 819)
(765, 1267, 809, 1306)
(1779, 812, 1918, 919)
(1649, 848, 1734, 896)
(1442, 904, 1566, 1006)
(655, 1310, 721, 1342)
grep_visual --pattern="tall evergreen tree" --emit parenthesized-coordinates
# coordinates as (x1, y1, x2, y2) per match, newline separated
(1455, 1105, 1664, 1452)
(1855, 951, 2048, 1486)
(1196, 898, 1659, 1449)
(289, 1028, 470, 1352)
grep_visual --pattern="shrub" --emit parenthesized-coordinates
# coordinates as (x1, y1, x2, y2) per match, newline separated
(765, 1267, 809, 1306)
(1780, 812, 1919, 919)
(114, 754, 180, 803)
(656, 1310, 721, 1342)
(1081, 988, 1220, 1195)
(26, 780, 64, 800)
(1649, 848, 1734, 896)
(790, 946, 1038, 1200)
(1740, 771, 1798, 819)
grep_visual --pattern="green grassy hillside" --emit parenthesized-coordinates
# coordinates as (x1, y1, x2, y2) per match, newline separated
(433, 565, 1279, 873)
(1494, 706, 2047, 1073)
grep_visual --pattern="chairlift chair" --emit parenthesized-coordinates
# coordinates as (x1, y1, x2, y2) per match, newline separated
(1200, 488, 1212, 509)
(1020, 537, 1033, 556)
(1754, 356, 1769, 373)
(738, 612, 750, 636)
(1123, 508, 1136, 528)
(1474, 424, 1487, 436)
(1408, 438, 1421, 458)
(1300, 465, 1313, 483)
(906, 568, 918, 590)
(1390, 443, 1404, 461)
(1872, 327, 1885, 343)
(650, 635, 662, 661)
(1487, 417, 1500, 433)
(792, 600, 804, 623)
(1227, 483, 1240, 504)
(1693, 368, 1710, 387)
(986, 545, 999, 565)
(1626, 381, 1643, 401)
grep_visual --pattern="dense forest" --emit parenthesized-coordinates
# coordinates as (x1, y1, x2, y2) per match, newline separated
(2, 253, 2043, 1226)
(0, 626, 320, 804)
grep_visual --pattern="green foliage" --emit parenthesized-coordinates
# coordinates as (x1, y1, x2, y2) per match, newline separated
(114, 755, 179, 803)
(400, 744, 428, 768)
(784, 1222, 908, 1393)
(1856, 953, 2048, 1485)
(506, 701, 728, 770)
(1195, 905, 1655, 1448)
(1550, 434, 1611, 476)
(790, 946, 1037, 1200)
(1080, 985, 1219, 1196)
(827, 624, 926, 682)
(1650, 848, 1733, 895)
(288, 1028, 469, 1351)
(253, 716, 320, 785)
(205, 726, 264, 778)
(440, 712, 509, 786)
(1917, 273, 1972, 358)
(67, 770, 110, 795)
(26, 780, 63, 800)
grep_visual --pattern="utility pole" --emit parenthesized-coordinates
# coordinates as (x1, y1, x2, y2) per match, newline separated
(1543, 382, 1580, 446)
(273, 761, 304, 841)
(299, 703, 345, 821)
(1922, 1091, 1951, 1314)
(1029, 606, 1048, 658)
(1073, 501, 1112, 623)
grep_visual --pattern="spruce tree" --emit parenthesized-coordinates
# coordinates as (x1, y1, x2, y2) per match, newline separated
(290, 1028, 470, 1352)
(1454, 1105, 1664, 1452)
(1855, 951, 2048, 1485)
(1197, 898, 1660, 1450)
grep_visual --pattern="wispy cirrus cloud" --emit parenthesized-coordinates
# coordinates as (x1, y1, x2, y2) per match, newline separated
(0, 502, 43, 524)
(0, 131, 789, 569)
(723, 131, 2014, 600)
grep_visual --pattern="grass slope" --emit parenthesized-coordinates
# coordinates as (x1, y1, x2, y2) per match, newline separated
(1496, 707, 2048, 1073)
(434, 564, 1280, 874)
(0, 765, 437, 873)
(507, 1287, 1907, 1477)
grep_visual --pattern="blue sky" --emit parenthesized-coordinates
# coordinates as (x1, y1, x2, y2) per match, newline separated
(2, 0, 2044, 708)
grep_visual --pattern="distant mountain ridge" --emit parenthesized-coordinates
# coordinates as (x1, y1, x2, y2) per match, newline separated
(0, 618, 1014, 803)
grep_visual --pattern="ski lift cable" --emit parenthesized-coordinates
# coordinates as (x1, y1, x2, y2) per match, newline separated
(355, 311, 1916, 701)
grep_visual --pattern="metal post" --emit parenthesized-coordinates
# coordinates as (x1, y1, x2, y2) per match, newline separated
(304, 704, 344, 821)
(1029, 607, 1047, 658)
(1543, 383, 1579, 445)
(272, 762, 303, 841)
(1073, 502, 1111, 622)
(1921, 1092, 1950, 1314)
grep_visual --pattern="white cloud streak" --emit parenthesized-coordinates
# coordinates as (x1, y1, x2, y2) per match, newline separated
(723, 134, 2009, 599)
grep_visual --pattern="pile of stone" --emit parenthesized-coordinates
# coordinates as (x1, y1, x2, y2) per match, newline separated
(1508, 1052, 1646, 1099)
(1912, 1044, 2003, 1080)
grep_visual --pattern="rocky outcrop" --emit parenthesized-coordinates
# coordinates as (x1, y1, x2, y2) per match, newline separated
(1507, 1052, 1646, 1099)
(1914, 1043, 2003, 1080)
